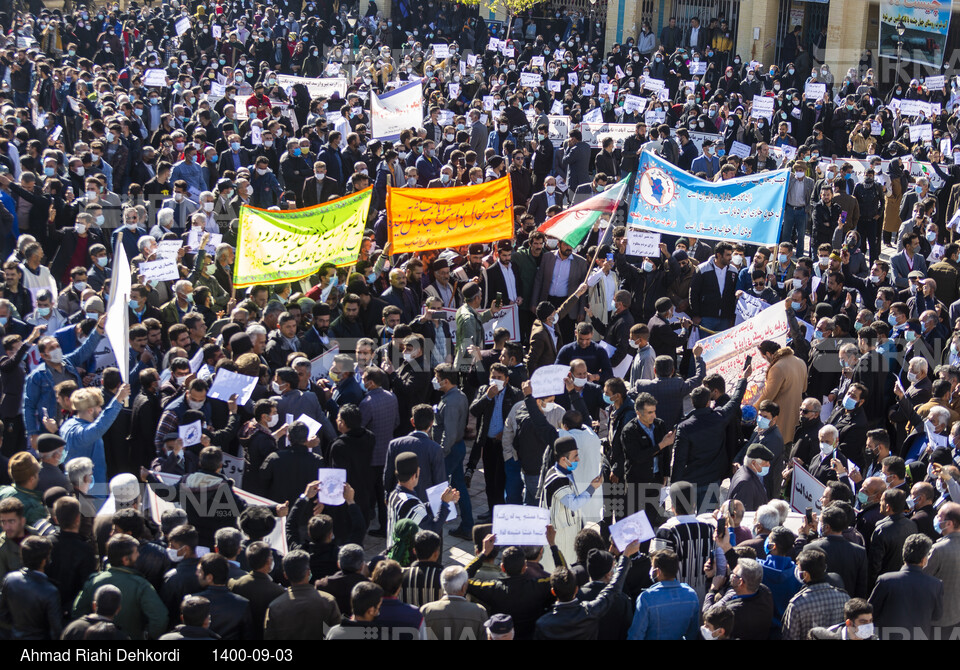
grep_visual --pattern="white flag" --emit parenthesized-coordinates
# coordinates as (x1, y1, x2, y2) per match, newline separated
(106, 234, 132, 381)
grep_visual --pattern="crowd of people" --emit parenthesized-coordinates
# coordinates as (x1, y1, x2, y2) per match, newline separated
(0, 0, 957, 643)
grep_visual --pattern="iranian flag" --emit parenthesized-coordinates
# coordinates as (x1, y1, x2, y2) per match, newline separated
(537, 175, 630, 248)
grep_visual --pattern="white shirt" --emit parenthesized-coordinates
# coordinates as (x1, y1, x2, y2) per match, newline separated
(498, 262, 518, 302)
(587, 267, 617, 312)
(707, 258, 728, 295)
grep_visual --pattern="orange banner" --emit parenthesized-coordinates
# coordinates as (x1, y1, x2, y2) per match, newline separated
(387, 175, 514, 254)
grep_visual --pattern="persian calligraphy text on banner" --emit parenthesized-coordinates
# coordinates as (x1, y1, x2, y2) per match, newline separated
(627, 150, 789, 246)
(698, 302, 790, 406)
(233, 188, 372, 288)
(370, 80, 424, 142)
(387, 175, 514, 254)
(878, 0, 952, 68)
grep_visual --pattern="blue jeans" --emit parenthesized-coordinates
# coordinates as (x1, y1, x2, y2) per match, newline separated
(523, 473, 540, 506)
(445, 440, 473, 530)
(504, 458, 523, 504)
(698, 316, 731, 334)
(781, 206, 808, 258)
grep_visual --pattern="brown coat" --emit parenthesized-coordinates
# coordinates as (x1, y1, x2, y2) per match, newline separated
(263, 583, 342, 640)
(884, 178, 904, 234)
(757, 347, 808, 443)
(524, 291, 581, 374)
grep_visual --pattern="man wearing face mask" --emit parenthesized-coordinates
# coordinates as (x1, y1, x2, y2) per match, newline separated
(923, 502, 960, 629)
(23, 317, 106, 451)
(35, 434, 71, 496)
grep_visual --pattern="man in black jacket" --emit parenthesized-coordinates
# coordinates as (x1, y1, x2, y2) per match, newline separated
(0, 535, 61, 640)
(468, 364, 522, 517)
(702, 556, 775, 640)
(577, 549, 635, 640)
(534, 540, 638, 640)
(615, 392, 674, 525)
(868, 488, 919, 590)
(688, 241, 738, 333)
(160, 524, 204, 630)
(195, 553, 255, 640)
(810, 504, 869, 598)
(46, 496, 98, 617)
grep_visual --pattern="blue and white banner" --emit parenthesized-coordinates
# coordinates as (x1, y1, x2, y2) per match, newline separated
(370, 80, 424, 142)
(628, 150, 789, 246)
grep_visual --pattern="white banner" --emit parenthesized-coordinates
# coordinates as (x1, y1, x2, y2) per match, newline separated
(626, 228, 660, 256)
(581, 122, 636, 149)
(529, 364, 569, 398)
(698, 302, 790, 406)
(428, 304, 520, 345)
(492, 504, 550, 545)
(275, 75, 348, 100)
(105, 235, 131, 381)
(370, 80, 423, 141)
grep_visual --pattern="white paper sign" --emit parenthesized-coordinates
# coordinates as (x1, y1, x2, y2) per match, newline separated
(212, 24, 222, 39)
(626, 229, 660, 257)
(156, 240, 183, 258)
(447, 82, 460, 98)
(178, 420, 202, 447)
(735, 293, 771, 325)
(310, 345, 339, 380)
(297, 413, 324, 440)
(547, 80, 562, 93)
(567, 72, 578, 86)
(144, 69, 168, 88)
(730, 140, 752, 159)
(609, 510, 656, 551)
(751, 95, 774, 121)
(316, 468, 347, 505)
(482, 95, 495, 111)
(550, 100, 564, 114)
(175, 16, 191, 36)
(189, 346, 204, 374)
(790, 462, 826, 515)
(531, 56, 545, 68)
(529, 364, 569, 398)
(926, 75, 945, 90)
(583, 107, 604, 124)
(804, 82, 826, 100)
(432, 43, 450, 59)
(221, 453, 243, 488)
(426, 481, 457, 523)
(582, 84, 595, 97)
(623, 94, 648, 115)
(139, 257, 179, 282)
(909, 124, 933, 142)
(207, 369, 258, 406)
(492, 504, 550, 545)
(520, 72, 542, 88)
(642, 78, 665, 92)
(187, 229, 222, 255)
(690, 61, 707, 75)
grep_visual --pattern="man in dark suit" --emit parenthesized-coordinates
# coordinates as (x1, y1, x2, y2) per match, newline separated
(484, 241, 523, 310)
(909, 482, 939, 541)
(468, 364, 522, 516)
(727, 444, 773, 512)
(527, 176, 567, 225)
(280, 141, 312, 207)
(381, 270, 420, 325)
(869, 532, 943, 639)
(688, 241, 739, 333)
(570, 172, 609, 206)
(684, 16, 708, 53)
(382, 404, 446, 501)
(557, 359, 605, 421)
(560, 130, 591, 192)
(869, 489, 919, 590)
(531, 243, 590, 343)
(672, 367, 749, 512)
(647, 297, 690, 360)
(426, 164, 457, 189)
(810, 504, 869, 598)
(635, 349, 706, 430)
(388, 336, 433, 435)
(218, 133, 252, 176)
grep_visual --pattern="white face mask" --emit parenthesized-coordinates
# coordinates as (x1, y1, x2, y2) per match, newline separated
(166, 547, 184, 562)
(267, 413, 278, 427)
(573, 377, 587, 388)
(855, 622, 874, 639)
(491, 378, 505, 390)
(701, 625, 720, 640)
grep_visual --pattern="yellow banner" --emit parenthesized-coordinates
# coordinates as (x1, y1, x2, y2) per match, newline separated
(387, 175, 514, 254)
(234, 188, 372, 288)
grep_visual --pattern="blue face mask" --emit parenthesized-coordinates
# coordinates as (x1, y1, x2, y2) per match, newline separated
(602, 393, 612, 405)
(843, 396, 857, 411)
(888, 314, 899, 326)
(231, 142, 241, 152)
(129, 299, 140, 311)
(814, 329, 823, 339)
(757, 416, 771, 430)
(367, 272, 377, 284)
(758, 465, 770, 477)
(293, 148, 302, 157)
(857, 491, 869, 505)
(934, 517, 943, 534)
(905, 330, 917, 342)
(566, 460, 579, 472)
